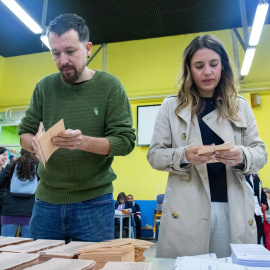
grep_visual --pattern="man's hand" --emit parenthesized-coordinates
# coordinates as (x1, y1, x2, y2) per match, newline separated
(31, 135, 42, 159)
(52, 129, 83, 150)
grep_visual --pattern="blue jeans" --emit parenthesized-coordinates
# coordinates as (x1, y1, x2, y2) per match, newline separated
(30, 193, 115, 243)
(1, 224, 31, 238)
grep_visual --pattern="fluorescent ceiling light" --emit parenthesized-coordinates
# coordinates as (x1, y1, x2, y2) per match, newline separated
(241, 47, 256, 76)
(40, 35, 50, 49)
(249, 2, 269, 46)
(1, 0, 42, 34)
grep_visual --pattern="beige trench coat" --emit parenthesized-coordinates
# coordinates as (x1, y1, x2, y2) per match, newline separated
(147, 95, 267, 258)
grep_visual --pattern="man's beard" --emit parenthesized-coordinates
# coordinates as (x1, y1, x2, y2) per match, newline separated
(60, 65, 81, 84)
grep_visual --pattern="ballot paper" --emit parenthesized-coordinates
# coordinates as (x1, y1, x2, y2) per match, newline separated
(39, 241, 95, 262)
(23, 257, 96, 270)
(0, 236, 33, 247)
(218, 257, 232, 264)
(230, 244, 270, 267)
(101, 261, 152, 270)
(174, 253, 217, 268)
(0, 239, 65, 253)
(175, 256, 267, 270)
(37, 119, 65, 167)
(197, 142, 231, 163)
(0, 252, 39, 269)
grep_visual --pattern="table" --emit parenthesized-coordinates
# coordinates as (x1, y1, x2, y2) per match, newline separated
(115, 213, 131, 238)
(145, 257, 175, 270)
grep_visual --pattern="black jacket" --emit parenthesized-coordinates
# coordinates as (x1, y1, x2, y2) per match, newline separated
(245, 174, 268, 209)
(115, 201, 136, 214)
(0, 164, 35, 217)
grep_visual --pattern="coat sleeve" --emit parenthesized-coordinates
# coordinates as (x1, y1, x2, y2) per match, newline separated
(147, 98, 192, 175)
(238, 98, 267, 174)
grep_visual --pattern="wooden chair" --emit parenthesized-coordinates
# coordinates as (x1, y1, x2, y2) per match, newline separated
(153, 194, 164, 239)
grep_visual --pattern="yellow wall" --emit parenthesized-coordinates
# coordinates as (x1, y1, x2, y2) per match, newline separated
(1, 26, 270, 199)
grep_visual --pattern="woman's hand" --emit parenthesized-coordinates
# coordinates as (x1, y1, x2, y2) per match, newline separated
(185, 145, 216, 165)
(214, 146, 243, 167)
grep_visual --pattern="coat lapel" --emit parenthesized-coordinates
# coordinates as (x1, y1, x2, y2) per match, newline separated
(177, 107, 211, 200)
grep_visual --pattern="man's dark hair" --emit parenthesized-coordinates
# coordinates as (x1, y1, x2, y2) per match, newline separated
(46, 14, 89, 42)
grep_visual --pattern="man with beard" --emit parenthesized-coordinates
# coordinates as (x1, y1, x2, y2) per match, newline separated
(19, 14, 136, 243)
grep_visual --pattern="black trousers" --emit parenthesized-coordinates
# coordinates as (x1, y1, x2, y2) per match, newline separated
(134, 216, 141, 239)
(255, 215, 264, 244)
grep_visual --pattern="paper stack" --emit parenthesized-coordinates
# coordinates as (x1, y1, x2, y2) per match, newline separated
(23, 258, 96, 270)
(39, 241, 95, 262)
(175, 256, 267, 270)
(101, 261, 152, 270)
(0, 236, 33, 248)
(0, 252, 39, 269)
(175, 253, 217, 267)
(78, 241, 135, 270)
(0, 239, 65, 254)
(231, 244, 270, 267)
(110, 238, 154, 262)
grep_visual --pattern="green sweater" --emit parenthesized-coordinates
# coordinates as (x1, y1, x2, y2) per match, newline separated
(19, 71, 136, 204)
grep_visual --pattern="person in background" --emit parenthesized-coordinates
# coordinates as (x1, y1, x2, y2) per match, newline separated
(0, 149, 39, 237)
(0, 147, 8, 172)
(263, 187, 270, 215)
(0, 147, 8, 234)
(19, 14, 135, 243)
(246, 174, 268, 244)
(147, 35, 267, 258)
(127, 194, 142, 239)
(9, 155, 17, 164)
(115, 192, 136, 238)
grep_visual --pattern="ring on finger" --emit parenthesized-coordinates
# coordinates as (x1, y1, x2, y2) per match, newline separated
(231, 159, 235, 165)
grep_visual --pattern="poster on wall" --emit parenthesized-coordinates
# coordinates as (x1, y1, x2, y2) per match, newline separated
(137, 105, 161, 146)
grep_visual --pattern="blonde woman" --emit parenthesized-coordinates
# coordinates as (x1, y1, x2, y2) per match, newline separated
(147, 35, 267, 258)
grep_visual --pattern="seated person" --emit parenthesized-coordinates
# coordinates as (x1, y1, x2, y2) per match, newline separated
(263, 187, 270, 215)
(115, 192, 136, 238)
(246, 174, 269, 245)
(127, 194, 141, 239)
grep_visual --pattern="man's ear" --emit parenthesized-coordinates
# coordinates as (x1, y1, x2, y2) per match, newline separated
(86, 42, 93, 58)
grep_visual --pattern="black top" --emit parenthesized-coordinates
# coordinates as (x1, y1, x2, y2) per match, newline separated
(0, 164, 35, 216)
(198, 98, 228, 202)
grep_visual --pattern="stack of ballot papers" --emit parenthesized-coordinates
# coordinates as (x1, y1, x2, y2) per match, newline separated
(231, 244, 270, 267)
(0, 239, 65, 254)
(175, 253, 218, 267)
(0, 236, 33, 248)
(175, 256, 268, 270)
(23, 258, 96, 270)
(39, 241, 95, 262)
(78, 241, 135, 269)
(100, 261, 152, 270)
(0, 252, 39, 269)
(110, 238, 154, 262)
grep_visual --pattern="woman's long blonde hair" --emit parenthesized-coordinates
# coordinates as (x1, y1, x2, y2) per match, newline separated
(175, 35, 239, 121)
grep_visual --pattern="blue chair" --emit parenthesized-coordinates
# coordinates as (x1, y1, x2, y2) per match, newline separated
(153, 194, 164, 239)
